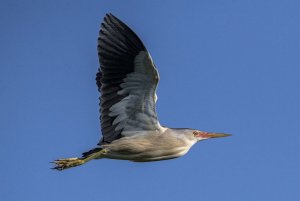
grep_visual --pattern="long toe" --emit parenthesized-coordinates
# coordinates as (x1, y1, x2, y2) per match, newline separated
(52, 158, 85, 171)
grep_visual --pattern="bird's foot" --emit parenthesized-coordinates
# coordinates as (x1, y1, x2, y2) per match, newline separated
(52, 157, 85, 171)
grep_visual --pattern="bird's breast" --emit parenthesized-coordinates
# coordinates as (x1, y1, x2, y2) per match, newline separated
(102, 133, 194, 162)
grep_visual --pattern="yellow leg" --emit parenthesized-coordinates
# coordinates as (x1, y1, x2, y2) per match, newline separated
(52, 148, 107, 171)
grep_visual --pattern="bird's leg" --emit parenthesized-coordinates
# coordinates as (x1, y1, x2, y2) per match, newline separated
(52, 148, 108, 171)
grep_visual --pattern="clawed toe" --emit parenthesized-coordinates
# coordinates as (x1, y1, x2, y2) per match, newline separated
(51, 158, 85, 171)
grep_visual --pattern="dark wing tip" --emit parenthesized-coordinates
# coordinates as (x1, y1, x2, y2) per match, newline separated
(102, 13, 146, 51)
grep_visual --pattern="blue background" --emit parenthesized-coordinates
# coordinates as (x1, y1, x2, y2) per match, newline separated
(1, 1, 300, 200)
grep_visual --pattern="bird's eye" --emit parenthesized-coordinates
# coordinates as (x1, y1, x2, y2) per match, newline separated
(193, 131, 198, 136)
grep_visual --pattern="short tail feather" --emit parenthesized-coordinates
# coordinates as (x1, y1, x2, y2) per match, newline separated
(81, 147, 103, 158)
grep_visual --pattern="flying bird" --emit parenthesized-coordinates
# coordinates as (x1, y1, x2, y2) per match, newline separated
(53, 13, 231, 170)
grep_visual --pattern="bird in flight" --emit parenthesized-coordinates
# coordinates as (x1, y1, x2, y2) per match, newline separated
(52, 13, 231, 170)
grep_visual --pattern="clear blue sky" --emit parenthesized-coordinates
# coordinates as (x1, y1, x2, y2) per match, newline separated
(1, 0, 300, 200)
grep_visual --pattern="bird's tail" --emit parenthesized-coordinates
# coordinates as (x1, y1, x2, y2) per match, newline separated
(81, 147, 103, 158)
(52, 147, 107, 171)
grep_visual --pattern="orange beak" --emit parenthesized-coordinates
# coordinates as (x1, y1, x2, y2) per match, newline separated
(195, 131, 232, 139)
(205, 133, 232, 138)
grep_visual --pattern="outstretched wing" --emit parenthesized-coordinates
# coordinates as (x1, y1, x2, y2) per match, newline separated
(97, 13, 162, 144)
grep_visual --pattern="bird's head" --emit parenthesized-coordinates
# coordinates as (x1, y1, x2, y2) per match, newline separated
(193, 130, 231, 141)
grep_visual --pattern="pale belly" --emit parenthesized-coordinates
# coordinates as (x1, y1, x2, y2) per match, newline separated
(103, 147, 190, 162)
(99, 134, 193, 162)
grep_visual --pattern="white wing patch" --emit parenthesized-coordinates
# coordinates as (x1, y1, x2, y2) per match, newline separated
(108, 51, 161, 135)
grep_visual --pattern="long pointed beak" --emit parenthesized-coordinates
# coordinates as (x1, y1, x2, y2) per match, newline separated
(206, 133, 232, 138)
